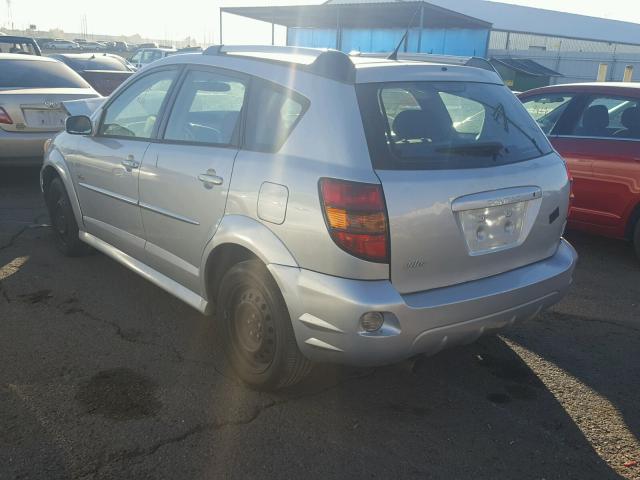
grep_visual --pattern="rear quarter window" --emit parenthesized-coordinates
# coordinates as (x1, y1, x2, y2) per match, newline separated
(243, 79, 309, 153)
(521, 94, 574, 134)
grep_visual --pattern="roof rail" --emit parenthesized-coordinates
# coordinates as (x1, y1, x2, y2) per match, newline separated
(351, 51, 498, 73)
(203, 45, 356, 83)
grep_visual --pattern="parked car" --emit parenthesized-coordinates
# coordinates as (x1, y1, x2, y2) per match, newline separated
(138, 42, 159, 49)
(114, 41, 129, 52)
(519, 83, 640, 259)
(41, 46, 576, 389)
(129, 47, 176, 69)
(45, 40, 80, 50)
(35, 37, 55, 47)
(48, 53, 135, 95)
(0, 54, 100, 166)
(80, 41, 107, 51)
(0, 35, 41, 55)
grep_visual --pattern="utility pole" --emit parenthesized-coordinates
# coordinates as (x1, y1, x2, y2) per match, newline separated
(6, 0, 14, 30)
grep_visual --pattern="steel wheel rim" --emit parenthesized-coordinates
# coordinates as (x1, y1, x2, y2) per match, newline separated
(53, 198, 68, 240)
(227, 285, 276, 374)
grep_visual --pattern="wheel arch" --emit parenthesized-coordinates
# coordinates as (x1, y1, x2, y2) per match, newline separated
(625, 200, 640, 241)
(201, 215, 299, 305)
(41, 151, 84, 228)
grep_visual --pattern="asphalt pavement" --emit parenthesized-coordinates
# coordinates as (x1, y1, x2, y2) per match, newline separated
(1, 167, 639, 480)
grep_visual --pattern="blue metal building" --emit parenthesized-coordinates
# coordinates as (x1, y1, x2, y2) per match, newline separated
(220, 0, 640, 82)
(221, 1, 493, 58)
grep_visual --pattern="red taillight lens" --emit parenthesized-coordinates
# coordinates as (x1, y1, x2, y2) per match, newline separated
(319, 178, 389, 263)
(0, 107, 13, 125)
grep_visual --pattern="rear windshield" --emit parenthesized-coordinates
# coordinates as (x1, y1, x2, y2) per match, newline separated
(356, 82, 553, 170)
(0, 39, 38, 55)
(0, 59, 91, 89)
(61, 56, 130, 72)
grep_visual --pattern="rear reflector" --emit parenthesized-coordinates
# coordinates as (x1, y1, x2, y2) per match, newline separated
(0, 107, 13, 125)
(563, 160, 574, 216)
(319, 178, 389, 263)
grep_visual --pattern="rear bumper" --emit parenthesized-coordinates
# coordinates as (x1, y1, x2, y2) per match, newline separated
(269, 239, 577, 366)
(0, 129, 57, 165)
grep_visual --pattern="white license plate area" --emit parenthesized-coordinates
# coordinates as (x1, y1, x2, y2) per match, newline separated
(22, 109, 67, 129)
(457, 201, 527, 255)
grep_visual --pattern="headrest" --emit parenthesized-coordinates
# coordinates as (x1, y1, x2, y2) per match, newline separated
(621, 106, 640, 131)
(582, 105, 609, 130)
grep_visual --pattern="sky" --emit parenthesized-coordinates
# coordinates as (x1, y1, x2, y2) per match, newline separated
(3, 0, 640, 44)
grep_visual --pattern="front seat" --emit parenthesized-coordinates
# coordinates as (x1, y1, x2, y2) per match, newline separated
(613, 106, 640, 139)
(577, 105, 610, 137)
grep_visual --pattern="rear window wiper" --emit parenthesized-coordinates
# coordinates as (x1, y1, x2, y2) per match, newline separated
(487, 102, 544, 156)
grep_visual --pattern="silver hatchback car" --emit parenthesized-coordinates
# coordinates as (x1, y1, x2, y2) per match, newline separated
(41, 46, 577, 389)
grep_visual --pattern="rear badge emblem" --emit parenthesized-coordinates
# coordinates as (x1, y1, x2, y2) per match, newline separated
(405, 259, 426, 270)
(44, 98, 60, 109)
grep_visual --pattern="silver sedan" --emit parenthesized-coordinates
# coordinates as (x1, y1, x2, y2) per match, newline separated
(0, 54, 100, 166)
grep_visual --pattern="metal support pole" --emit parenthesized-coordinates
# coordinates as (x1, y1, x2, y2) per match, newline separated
(336, 7, 342, 50)
(219, 9, 223, 44)
(271, 12, 275, 45)
(417, 5, 424, 53)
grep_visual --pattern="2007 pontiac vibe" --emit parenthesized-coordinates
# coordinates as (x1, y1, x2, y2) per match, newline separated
(41, 46, 577, 389)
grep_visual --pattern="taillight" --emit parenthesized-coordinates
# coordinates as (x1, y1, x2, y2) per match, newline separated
(0, 107, 13, 125)
(319, 178, 389, 263)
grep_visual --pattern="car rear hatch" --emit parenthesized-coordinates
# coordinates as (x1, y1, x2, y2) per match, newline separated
(0, 88, 98, 133)
(356, 80, 570, 294)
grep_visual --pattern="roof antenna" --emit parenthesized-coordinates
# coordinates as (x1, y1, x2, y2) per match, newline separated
(388, 6, 421, 60)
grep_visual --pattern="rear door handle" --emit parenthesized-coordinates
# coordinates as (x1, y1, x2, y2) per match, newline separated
(121, 155, 139, 171)
(198, 169, 223, 188)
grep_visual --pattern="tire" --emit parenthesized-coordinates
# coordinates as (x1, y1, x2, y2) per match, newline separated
(216, 259, 312, 390)
(634, 219, 640, 261)
(45, 178, 91, 257)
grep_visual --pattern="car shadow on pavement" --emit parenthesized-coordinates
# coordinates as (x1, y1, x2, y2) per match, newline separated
(0, 167, 631, 479)
(502, 230, 640, 477)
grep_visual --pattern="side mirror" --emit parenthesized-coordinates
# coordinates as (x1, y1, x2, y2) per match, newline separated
(66, 115, 92, 135)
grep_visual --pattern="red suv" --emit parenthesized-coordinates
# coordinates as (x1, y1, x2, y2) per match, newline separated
(519, 83, 640, 259)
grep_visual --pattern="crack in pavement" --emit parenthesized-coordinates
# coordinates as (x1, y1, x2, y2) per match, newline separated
(76, 368, 377, 479)
(0, 225, 29, 252)
(60, 301, 186, 364)
(0, 211, 49, 252)
(541, 311, 640, 334)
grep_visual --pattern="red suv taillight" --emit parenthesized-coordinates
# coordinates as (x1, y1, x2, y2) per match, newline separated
(0, 107, 13, 125)
(319, 178, 389, 263)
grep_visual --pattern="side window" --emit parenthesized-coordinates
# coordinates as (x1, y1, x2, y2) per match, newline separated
(521, 94, 573, 134)
(99, 69, 176, 139)
(244, 80, 308, 152)
(164, 69, 247, 145)
(572, 96, 640, 139)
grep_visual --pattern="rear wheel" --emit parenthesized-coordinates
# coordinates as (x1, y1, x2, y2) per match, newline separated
(45, 178, 90, 257)
(216, 260, 312, 390)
